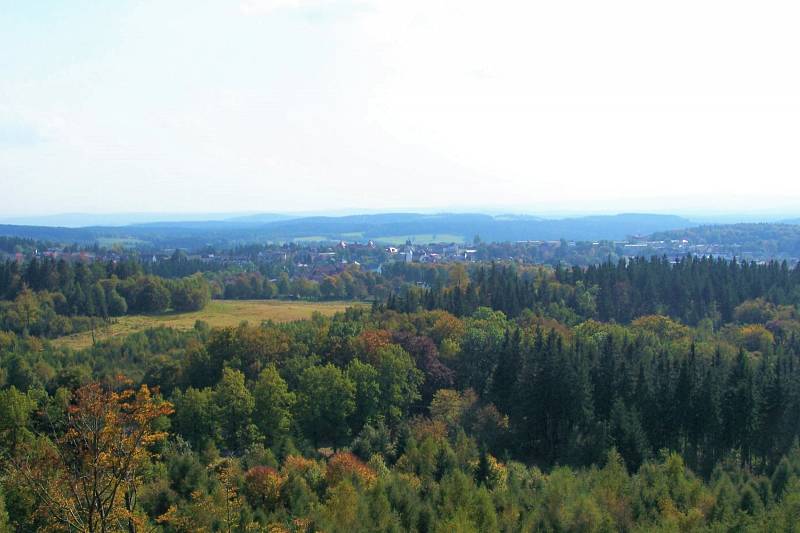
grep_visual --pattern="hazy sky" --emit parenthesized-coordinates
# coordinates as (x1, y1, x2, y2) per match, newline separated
(2, 0, 800, 217)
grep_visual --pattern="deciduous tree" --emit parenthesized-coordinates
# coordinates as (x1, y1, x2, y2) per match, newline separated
(10, 380, 173, 533)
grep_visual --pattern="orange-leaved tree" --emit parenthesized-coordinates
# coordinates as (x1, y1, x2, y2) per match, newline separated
(10, 378, 173, 533)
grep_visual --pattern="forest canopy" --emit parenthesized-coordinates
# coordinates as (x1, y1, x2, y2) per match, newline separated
(1, 254, 800, 531)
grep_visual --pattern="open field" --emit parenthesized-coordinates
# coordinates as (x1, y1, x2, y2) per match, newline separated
(95, 237, 148, 248)
(288, 233, 467, 244)
(373, 234, 466, 245)
(290, 236, 330, 242)
(51, 299, 365, 350)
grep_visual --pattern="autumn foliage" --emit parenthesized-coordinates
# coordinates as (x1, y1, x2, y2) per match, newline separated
(244, 466, 286, 510)
(11, 379, 173, 533)
(325, 452, 377, 488)
(352, 329, 393, 364)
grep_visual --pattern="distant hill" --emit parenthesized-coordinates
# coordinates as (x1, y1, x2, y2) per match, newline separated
(220, 213, 295, 224)
(0, 212, 271, 228)
(651, 223, 800, 243)
(234, 212, 692, 242)
(0, 224, 100, 243)
(0, 212, 695, 249)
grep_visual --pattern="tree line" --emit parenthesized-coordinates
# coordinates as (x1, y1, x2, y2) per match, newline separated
(389, 256, 800, 326)
(0, 257, 211, 337)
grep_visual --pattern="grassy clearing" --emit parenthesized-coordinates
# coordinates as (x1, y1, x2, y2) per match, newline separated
(96, 237, 148, 248)
(52, 299, 365, 350)
(372, 234, 466, 245)
(290, 236, 330, 242)
(287, 233, 466, 244)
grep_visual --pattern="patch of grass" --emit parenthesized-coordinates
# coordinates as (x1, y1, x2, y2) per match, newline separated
(371, 234, 466, 245)
(96, 237, 147, 248)
(291, 236, 332, 243)
(51, 299, 365, 350)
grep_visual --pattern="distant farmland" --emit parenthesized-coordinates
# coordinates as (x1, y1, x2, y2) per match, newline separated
(52, 299, 366, 350)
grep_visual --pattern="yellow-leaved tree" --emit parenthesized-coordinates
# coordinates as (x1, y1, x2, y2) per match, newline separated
(10, 378, 173, 533)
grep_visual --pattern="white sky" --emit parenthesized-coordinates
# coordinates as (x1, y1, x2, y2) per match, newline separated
(2, 0, 800, 217)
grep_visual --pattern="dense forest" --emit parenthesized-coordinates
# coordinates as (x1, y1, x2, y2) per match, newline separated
(0, 257, 211, 338)
(389, 257, 800, 326)
(2, 254, 800, 531)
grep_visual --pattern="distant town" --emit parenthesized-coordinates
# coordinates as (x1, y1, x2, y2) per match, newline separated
(3, 233, 798, 276)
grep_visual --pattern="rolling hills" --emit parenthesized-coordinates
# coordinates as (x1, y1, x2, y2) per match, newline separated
(0, 212, 694, 248)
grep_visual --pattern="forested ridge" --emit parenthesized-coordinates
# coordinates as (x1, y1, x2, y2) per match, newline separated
(2, 255, 800, 531)
(0, 212, 695, 247)
(650, 224, 800, 257)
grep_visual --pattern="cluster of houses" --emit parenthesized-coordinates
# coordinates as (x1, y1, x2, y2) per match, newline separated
(6, 236, 796, 272)
(1, 248, 99, 263)
(623, 239, 753, 262)
(384, 243, 479, 264)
